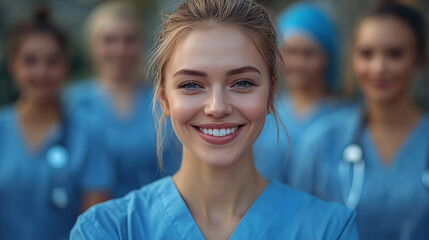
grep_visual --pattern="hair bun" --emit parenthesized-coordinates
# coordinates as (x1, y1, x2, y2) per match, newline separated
(33, 6, 51, 23)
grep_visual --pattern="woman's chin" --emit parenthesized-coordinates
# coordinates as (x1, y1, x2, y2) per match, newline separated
(195, 151, 243, 169)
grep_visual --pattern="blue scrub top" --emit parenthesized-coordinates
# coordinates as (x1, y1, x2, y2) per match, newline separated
(71, 176, 358, 239)
(253, 95, 347, 182)
(289, 105, 429, 239)
(0, 105, 112, 240)
(64, 79, 181, 198)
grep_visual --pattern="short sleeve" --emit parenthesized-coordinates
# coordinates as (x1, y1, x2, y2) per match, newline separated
(80, 127, 114, 191)
(337, 210, 359, 240)
(70, 200, 129, 240)
(70, 215, 108, 240)
(285, 124, 321, 194)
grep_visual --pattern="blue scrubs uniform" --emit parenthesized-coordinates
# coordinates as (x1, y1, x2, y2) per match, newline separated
(64, 79, 181, 198)
(253, 96, 346, 182)
(71, 176, 358, 239)
(0, 105, 112, 240)
(289, 105, 429, 239)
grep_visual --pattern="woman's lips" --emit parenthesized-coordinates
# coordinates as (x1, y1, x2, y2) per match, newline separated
(193, 123, 243, 145)
(369, 79, 391, 89)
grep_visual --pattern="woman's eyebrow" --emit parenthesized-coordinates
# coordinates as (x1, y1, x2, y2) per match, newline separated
(173, 69, 207, 77)
(227, 66, 261, 76)
(173, 66, 261, 78)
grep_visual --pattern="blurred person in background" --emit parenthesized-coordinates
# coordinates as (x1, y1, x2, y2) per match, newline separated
(289, 1, 429, 239)
(64, 1, 181, 199)
(0, 8, 111, 240)
(253, 1, 349, 182)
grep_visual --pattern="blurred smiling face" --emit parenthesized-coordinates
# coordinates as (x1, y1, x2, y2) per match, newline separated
(161, 24, 271, 167)
(11, 32, 67, 101)
(280, 35, 327, 89)
(353, 16, 418, 104)
(90, 15, 141, 80)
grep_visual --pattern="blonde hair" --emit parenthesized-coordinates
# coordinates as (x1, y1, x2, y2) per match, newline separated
(148, 0, 286, 165)
(83, 1, 144, 82)
(85, 1, 141, 44)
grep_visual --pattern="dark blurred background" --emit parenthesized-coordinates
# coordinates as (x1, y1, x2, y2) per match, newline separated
(1, 0, 428, 108)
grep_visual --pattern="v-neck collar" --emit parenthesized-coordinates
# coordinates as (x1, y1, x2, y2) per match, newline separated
(155, 177, 284, 240)
(281, 95, 331, 126)
(10, 106, 62, 159)
(362, 116, 428, 171)
(229, 181, 285, 240)
(94, 80, 143, 124)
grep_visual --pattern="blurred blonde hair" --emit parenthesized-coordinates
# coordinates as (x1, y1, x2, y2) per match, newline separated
(83, 1, 144, 82)
(85, 1, 141, 44)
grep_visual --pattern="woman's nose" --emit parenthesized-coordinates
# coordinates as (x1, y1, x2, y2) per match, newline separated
(203, 86, 232, 119)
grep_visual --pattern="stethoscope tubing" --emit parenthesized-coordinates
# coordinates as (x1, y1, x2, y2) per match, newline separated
(340, 107, 429, 209)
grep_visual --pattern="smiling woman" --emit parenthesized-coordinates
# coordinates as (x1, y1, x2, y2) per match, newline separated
(70, 1, 358, 239)
(0, 8, 111, 240)
(162, 24, 270, 168)
(288, 2, 429, 239)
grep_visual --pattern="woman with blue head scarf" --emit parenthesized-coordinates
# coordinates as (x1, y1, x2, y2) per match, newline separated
(254, 1, 349, 182)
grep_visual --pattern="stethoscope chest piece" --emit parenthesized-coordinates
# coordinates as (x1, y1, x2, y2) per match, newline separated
(340, 144, 365, 209)
(47, 145, 69, 169)
(422, 170, 429, 190)
(343, 144, 362, 163)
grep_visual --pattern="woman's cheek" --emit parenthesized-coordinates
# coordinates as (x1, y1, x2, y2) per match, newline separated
(168, 93, 202, 123)
(232, 92, 269, 123)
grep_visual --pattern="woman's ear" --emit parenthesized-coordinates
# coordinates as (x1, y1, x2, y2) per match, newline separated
(159, 89, 170, 116)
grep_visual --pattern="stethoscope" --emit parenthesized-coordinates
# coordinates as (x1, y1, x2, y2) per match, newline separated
(46, 117, 70, 209)
(339, 109, 429, 209)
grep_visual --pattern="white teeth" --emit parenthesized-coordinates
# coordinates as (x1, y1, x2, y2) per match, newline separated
(198, 127, 239, 137)
(219, 129, 226, 137)
(213, 129, 220, 137)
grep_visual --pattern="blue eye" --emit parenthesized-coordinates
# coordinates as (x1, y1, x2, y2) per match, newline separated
(233, 80, 255, 89)
(178, 81, 202, 90)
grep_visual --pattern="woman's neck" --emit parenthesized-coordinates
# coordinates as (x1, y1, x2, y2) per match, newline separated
(173, 149, 267, 239)
(16, 96, 61, 151)
(17, 96, 60, 123)
(366, 95, 420, 128)
(288, 83, 327, 116)
(366, 94, 421, 164)
(98, 73, 139, 117)
(98, 73, 138, 95)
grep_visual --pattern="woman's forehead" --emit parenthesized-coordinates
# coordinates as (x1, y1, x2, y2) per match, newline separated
(166, 24, 269, 77)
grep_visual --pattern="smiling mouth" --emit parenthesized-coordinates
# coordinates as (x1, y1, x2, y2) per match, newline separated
(369, 79, 391, 87)
(195, 126, 243, 137)
(29, 80, 55, 88)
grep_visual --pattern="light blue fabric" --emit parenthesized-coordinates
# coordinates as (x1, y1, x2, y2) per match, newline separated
(253, 95, 347, 182)
(71, 176, 358, 239)
(0, 105, 113, 240)
(277, 1, 339, 91)
(64, 79, 181, 198)
(290, 105, 429, 239)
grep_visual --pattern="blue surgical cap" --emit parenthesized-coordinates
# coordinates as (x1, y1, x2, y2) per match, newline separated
(277, 1, 339, 92)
